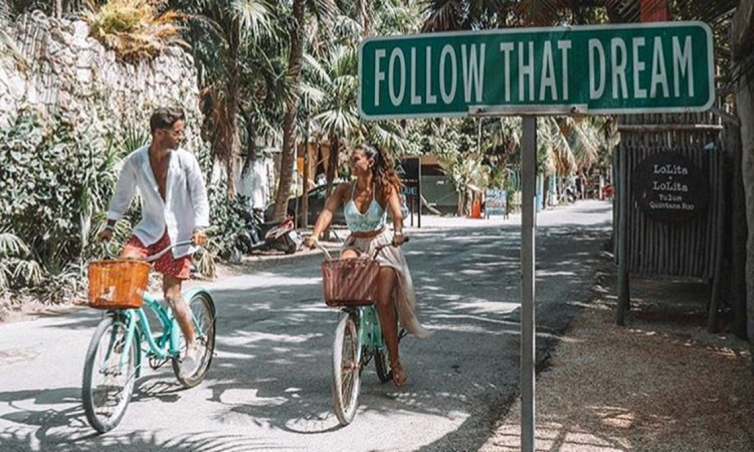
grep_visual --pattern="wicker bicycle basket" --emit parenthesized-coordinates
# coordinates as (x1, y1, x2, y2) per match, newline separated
(321, 258, 380, 307)
(88, 259, 151, 310)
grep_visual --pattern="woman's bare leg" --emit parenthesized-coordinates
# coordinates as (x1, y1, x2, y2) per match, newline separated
(375, 267, 405, 387)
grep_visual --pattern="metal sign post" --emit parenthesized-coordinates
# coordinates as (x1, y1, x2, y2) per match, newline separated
(471, 107, 561, 452)
(520, 115, 537, 450)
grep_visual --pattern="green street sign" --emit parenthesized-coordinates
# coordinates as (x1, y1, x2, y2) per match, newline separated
(358, 22, 714, 119)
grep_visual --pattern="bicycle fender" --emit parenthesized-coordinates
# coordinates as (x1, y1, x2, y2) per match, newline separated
(182, 287, 216, 319)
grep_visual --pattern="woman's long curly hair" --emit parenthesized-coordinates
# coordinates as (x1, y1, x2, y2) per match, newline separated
(356, 144, 403, 199)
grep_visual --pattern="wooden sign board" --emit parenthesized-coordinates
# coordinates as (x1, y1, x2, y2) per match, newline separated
(632, 152, 709, 222)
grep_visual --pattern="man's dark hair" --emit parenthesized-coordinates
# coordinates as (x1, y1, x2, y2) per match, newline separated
(150, 107, 185, 133)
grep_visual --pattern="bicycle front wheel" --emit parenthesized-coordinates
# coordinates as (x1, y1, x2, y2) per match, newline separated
(172, 292, 217, 388)
(82, 314, 139, 433)
(332, 312, 362, 426)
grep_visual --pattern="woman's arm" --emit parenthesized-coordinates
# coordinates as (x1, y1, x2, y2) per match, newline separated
(385, 187, 406, 246)
(306, 183, 348, 246)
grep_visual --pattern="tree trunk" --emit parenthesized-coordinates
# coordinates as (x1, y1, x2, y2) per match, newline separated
(738, 77, 754, 341)
(225, 19, 241, 197)
(734, 0, 754, 342)
(727, 120, 748, 339)
(240, 106, 257, 164)
(325, 134, 339, 198)
(357, 0, 372, 36)
(300, 117, 310, 228)
(272, 0, 305, 221)
(542, 174, 549, 208)
(456, 186, 466, 217)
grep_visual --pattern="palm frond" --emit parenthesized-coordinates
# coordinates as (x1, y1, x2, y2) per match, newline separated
(300, 82, 327, 109)
(515, 0, 567, 26)
(11, 259, 42, 285)
(305, 0, 338, 25)
(332, 14, 362, 41)
(367, 121, 409, 154)
(0, 232, 29, 257)
(232, 0, 275, 40)
(421, 0, 465, 32)
(303, 53, 332, 85)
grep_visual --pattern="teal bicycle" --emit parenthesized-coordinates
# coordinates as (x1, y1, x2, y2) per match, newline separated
(318, 241, 407, 425)
(82, 240, 216, 433)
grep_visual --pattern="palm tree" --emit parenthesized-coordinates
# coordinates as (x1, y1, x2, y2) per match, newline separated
(169, 0, 276, 196)
(271, 0, 338, 221)
(237, 25, 287, 165)
(305, 42, 361, 196)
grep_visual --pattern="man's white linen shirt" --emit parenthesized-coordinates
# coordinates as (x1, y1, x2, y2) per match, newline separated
(107, 145, 210, 258)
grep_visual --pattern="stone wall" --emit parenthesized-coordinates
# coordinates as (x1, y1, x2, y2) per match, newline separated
(0, 11, 202, 145)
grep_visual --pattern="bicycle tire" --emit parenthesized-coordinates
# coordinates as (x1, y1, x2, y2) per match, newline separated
(332, 313, 361, 426)
(82, 314, 138, 433)
(172, 292, 217, 388)
(374, 348, 391, 383)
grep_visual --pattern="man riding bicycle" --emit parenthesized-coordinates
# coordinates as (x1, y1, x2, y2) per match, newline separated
(97, 107, 210, 376)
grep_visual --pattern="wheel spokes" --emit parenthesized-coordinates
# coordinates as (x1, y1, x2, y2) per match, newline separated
(91, 323, 135, 420)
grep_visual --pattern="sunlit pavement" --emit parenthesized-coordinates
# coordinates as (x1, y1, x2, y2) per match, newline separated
(0, 200, 612, 452)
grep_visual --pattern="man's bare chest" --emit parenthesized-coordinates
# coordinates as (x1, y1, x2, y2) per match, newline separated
(150, 156, 169, 201)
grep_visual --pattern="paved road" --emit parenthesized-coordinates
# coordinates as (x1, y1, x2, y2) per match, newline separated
(0, 201, 612, 452)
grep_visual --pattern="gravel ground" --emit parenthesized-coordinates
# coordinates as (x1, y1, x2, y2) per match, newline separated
(481, 265, 754, 452)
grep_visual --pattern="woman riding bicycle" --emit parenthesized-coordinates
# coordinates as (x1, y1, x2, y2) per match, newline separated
(304, 144, 430, 387)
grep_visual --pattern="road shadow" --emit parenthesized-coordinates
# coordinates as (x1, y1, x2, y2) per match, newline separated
(0, 205, 614, 451)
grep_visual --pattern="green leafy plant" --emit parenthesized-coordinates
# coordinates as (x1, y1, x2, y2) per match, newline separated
(0, 109, 137, 302)
(0, 232, 41, 296)
(438, 153, 491, 216)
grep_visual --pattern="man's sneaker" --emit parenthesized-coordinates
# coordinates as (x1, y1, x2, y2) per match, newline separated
(180, 343, 201, 378)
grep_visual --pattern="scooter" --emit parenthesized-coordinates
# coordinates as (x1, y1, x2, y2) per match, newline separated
(237, 208, 302, 255)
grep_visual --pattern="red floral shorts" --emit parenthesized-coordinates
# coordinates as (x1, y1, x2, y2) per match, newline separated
(124, 231, 191, 280)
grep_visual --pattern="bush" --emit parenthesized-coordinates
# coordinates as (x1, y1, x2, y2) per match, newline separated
(0, 111, 126, 301)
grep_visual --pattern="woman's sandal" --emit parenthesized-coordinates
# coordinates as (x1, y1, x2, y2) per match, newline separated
(390, 360, 408, 388)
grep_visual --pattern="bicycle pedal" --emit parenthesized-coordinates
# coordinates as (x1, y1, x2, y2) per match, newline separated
(148, 356, 169, 370)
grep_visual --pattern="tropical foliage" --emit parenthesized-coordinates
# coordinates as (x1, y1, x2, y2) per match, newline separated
(5, 0, 744, 305)
(0, 110, 124, 302)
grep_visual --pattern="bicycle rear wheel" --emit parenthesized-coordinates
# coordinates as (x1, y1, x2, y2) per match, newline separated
(172, 292, 217, 388)
(332, 312, 361, 426)
(374, 348, 391, 383)
(82, 314, 139, 433)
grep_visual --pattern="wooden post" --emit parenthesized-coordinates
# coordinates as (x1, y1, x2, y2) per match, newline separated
(417, 158, 423, 229)
(727, 121, 748, 338)
(301, 118, 310, 229)
(733, 0, 754, 343)
(616, 144, 631, 325)
(708, 171, 726, 332)
(521, 116, 537, 452)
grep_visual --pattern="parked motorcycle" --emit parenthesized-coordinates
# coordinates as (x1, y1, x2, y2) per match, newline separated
(564, 186, 577, 203)
(236, 208, 302, 255)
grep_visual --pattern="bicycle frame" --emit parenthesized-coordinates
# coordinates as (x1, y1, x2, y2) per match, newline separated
(346, 305, 387, 364)
(110, 288, 213, 372)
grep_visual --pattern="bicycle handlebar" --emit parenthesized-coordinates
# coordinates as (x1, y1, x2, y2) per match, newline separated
(103, 239, 195, 262)
(313, 236, 409, 262)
